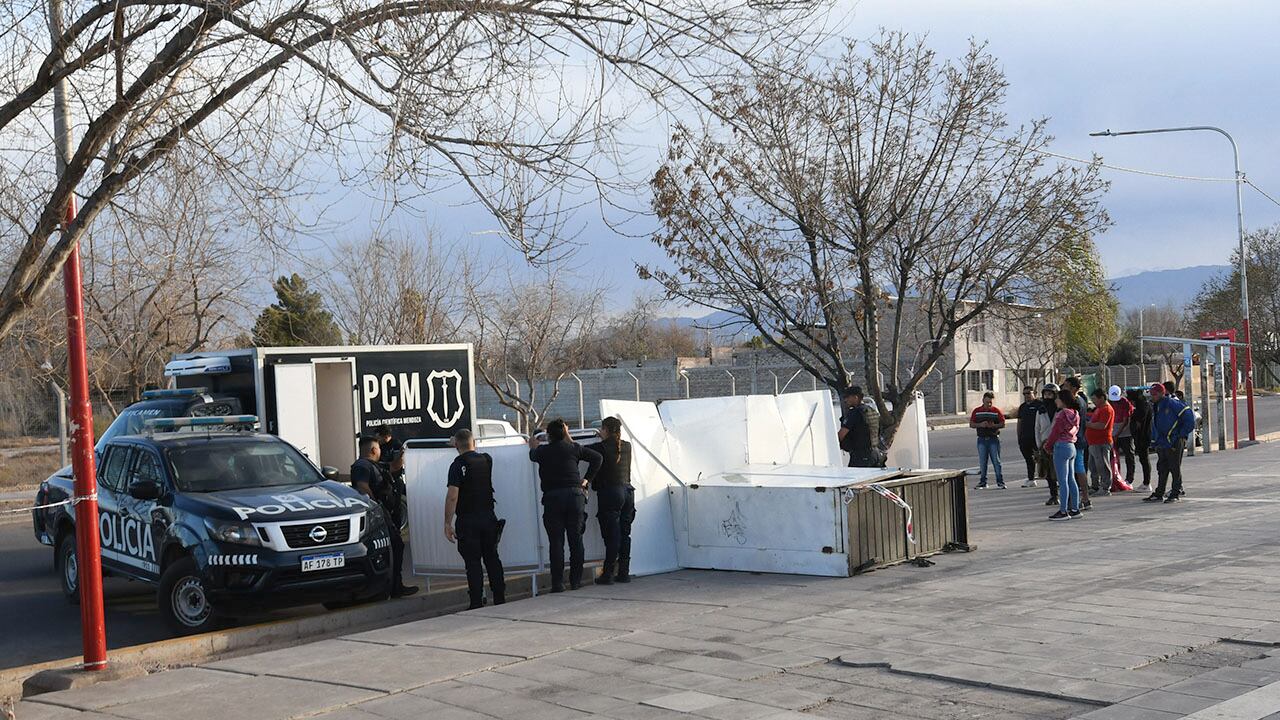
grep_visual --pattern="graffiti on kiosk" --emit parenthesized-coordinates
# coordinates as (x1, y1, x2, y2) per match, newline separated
(232, 493, 370, 520)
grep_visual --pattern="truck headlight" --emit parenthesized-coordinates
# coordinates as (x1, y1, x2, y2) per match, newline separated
(205, 519, 262, 547)
(360, 509, 385, 539)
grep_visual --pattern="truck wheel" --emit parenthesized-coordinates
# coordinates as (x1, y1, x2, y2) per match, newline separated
(158, 557, 217, 635)
(57, 533, 80, 605)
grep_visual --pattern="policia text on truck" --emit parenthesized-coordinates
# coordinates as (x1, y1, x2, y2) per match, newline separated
(32, 415, 397, 634)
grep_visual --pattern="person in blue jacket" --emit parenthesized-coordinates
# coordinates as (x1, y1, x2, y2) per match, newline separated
(1144, 383, 1196, 504)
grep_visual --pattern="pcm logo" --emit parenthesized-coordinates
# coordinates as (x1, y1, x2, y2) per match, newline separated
(362, 372, 421, 413)
(426, 369, 464, 428)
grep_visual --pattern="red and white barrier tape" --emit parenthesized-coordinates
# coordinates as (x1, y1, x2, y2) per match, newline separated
(844, 484, 915, 544)
(1, 493, 97, 515)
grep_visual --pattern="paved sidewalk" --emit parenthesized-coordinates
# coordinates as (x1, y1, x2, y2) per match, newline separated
(15, 443, 1280, 720)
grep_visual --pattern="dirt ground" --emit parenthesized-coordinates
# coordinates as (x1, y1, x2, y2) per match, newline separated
(0, 451, 62, 495)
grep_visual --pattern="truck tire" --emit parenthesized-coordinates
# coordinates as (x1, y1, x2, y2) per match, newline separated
(158, 556, 217, 635)
(57, 533, 80, 605)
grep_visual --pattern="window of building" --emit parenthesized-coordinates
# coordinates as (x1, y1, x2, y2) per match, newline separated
(968, 321, 987, 344)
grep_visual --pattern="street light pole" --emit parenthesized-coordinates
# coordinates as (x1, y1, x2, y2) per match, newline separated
(48, 0, 107, 670)
(1090, 126, 1256, 441)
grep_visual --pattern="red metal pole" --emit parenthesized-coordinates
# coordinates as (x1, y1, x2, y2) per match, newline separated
(62, 196, 108, 669)
(1230, 329, 1238, 450)
(1243, 319, 1257, 442)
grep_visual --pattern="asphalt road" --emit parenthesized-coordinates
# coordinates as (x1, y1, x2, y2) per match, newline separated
(0, 519, 418, 670)
(1, 394, 1275, 672)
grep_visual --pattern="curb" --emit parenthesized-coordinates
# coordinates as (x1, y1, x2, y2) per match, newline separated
(5, 571, 559, 701)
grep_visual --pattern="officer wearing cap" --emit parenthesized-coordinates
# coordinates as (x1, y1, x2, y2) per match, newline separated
(352, 436, 418, 598)
(443, 428, 505, 609)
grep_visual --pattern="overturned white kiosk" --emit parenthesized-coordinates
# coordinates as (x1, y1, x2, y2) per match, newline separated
(404, 389, 970, 584)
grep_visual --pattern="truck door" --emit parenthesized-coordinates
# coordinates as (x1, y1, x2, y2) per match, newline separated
(313, 358, 358, 473)
(274, 363, 321, 462)
(95, 446, 132, 575)
(120, 449, 165, 579)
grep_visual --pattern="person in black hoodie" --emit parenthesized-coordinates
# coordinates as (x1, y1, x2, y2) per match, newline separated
(528, 418, 602, 592)
(1127, 388, 1153, 488)
(584, 416, 635, 585)
(444, 428, 505, 609)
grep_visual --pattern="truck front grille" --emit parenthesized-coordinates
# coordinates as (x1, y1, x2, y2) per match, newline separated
(281, 519, 350, 548)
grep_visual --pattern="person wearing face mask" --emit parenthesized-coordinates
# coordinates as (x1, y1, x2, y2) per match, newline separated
(1034, 383, 1060, 506)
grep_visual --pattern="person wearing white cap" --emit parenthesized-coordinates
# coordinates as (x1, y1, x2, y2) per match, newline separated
(1108, 385, 1136, 489)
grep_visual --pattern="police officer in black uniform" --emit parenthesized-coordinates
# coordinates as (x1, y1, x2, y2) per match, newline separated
(443, 428, 506, 609)
(583, 416, 635, 585)
(528, 418, 602, 592)
(351, 436, 418, 598)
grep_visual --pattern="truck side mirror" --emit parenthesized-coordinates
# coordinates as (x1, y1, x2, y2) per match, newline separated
(321, 466, 340, 481)
(128, 478, 163, 501)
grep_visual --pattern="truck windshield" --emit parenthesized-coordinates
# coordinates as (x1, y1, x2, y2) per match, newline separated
(166, 440, 323, 493)
(95, 404, 181, 452)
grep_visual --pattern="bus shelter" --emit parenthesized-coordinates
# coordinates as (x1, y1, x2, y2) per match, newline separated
(1141, 335, 1250, 452)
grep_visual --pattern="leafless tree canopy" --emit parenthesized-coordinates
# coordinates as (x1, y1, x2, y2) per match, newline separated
(324, 233, 459, 345)
(463, 264, 603, 431)
(644, 33, 1109, 442)
(0, 0, 821, 340)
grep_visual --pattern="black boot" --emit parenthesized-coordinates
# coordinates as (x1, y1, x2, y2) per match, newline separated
(615, 559, 631, 583)
(596, 563, 615, 585)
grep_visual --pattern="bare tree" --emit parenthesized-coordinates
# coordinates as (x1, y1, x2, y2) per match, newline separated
(463, 264, 603, 432)
(643, 33, 1109, 443)
(0, 0, 818, 340)
(325, 234, 459, 345)
(80, 155, 264, 404)
(1123, 303, 1188, 384)
(583, 292, 705, 366)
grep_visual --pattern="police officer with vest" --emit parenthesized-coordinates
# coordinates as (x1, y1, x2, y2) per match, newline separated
(443, 428, 506, 609)
(351, 436, 418, 598)
(583, 416, 635, 584)
(528, 419, 602, 592)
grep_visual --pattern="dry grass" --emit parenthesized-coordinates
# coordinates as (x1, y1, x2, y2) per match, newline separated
(0, 436, 57, 450)
(0, 451, 63, 493)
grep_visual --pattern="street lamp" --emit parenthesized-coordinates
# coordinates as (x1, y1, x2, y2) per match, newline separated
(1090, 126, 1256, 441)
(1138, 303, 1155, 384)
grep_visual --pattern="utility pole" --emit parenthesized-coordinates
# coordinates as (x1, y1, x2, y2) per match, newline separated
(49, 0, 107, 670)
(1091, 126, 1256, 441)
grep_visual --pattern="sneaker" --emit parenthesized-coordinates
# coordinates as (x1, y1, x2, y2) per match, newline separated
(1090, 485, 1100, 494)
(996, 482, 1007, 490)
(1141, 481, 1151, 488)
(1021, 479, 1038, 488)
(1081, 502, 1093, 511)
(1163, 495, 1181, 504)
(1068, 510, 1082, 519)
(975, 482, 989, 490)
(1049, 511, 1070, 521)
(595, 574, 614, 586)
(1045, 497, 1058, 506)
(550, 585, 566, 593)
(1143, 493, 1163, 503)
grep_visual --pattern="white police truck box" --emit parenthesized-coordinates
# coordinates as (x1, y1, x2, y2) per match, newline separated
(167, 344, 476, 472)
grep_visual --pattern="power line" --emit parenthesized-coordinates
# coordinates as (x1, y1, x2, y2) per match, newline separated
(1246, 179, 1280, 210)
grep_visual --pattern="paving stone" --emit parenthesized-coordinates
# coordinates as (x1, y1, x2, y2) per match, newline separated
(641, 691, 733, 712)
(1161, 676, 1259, 700)
(95, 675, 382, 720)
(10, 703, 116, 720)
(1121, 690, 1220, 714)
(1196, 665, 1280, 687)
(14, 667, 231, 711)
(1073, 704, 1185, 719)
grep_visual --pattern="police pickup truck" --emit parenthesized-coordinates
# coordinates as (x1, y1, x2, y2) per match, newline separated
(32, 414, 394, 634)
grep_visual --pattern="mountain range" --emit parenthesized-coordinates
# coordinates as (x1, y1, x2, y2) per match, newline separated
(1109, 265, 1229, 311)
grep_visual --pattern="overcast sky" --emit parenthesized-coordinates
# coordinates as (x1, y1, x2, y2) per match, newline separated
(301, 0, 1280, 309)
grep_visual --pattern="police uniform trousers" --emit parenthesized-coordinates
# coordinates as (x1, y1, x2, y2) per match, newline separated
(596, 484, 636, 579)
(542, 488, 586, 589)
(455, 511, 505, 607)
(380, 504, 406, 590)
